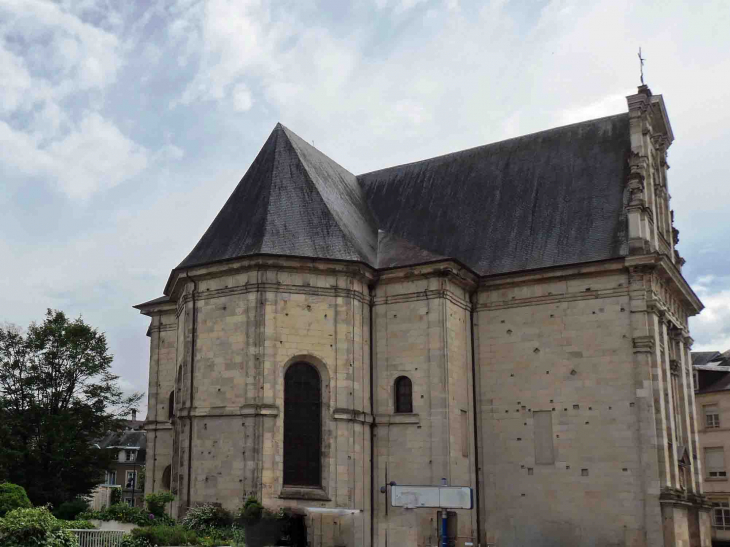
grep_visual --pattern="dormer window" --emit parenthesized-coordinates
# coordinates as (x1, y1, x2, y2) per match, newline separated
(125, 449, 135, 462)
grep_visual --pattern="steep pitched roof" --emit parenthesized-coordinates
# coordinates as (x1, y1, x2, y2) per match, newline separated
(358, 114, 631, 275)
(173, 114, 632, 278)
(178, 124, 378, 270)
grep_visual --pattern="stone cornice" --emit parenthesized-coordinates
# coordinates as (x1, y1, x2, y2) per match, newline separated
(625, 254, 703, 316)
(478, 258, 626, 290)
(166, 255, 377, 300)
(478, 287, 629, 312)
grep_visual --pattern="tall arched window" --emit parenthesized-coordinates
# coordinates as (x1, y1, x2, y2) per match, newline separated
(161, 465, 171, 490)
(168, 391, 175, 421)
(394, 376, 413, 413)
(284, 362, 321, 487)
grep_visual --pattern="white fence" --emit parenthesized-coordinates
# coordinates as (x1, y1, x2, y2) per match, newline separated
(69, 529, 126, 547)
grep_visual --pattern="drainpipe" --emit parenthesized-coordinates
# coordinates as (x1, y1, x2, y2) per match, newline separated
(369, 282, 376, 547)
(470, 291, 482, 546)
(185, 272, 198, 512)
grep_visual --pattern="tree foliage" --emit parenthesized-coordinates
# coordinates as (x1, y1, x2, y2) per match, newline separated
(0, 482, 32, 517)
(0, 310, 142, 507)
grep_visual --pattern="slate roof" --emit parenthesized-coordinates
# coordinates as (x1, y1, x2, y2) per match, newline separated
(97, 430, 146, 451)
(692, 351, 722, 367)
(693, 350, 730, 394)
(173, 114, 632, 279)
(359, 113, 631, 275)
(178, 123, 377, 270)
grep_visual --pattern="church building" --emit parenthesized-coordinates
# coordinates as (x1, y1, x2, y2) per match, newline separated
(137, 85, 711, 547)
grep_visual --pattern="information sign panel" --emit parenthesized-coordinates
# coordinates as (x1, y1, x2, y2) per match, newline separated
(390, 485, 472, 509)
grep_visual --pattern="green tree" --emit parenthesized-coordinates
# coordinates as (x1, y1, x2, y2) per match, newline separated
(0, 310, 142, 508)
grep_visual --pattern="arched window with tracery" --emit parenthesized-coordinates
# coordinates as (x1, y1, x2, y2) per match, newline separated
(168, 391, 175, 421)
(284, 362, 322, 487)
(394, 376, 413, 413)
(161, 465, 171, 490)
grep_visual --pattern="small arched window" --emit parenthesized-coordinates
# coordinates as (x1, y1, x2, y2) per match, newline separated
(168, 391, 175, 421)
(162, 465, 171, 490)
(394, 376, 413, 413)
(284, 362, 322, 487)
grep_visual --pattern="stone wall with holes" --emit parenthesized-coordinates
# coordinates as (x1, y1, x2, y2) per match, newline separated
(157, 260, 373, 547)
(143, 308, 177, 500)
(476, 263, 645, 547)
(372, 271, 478, 547)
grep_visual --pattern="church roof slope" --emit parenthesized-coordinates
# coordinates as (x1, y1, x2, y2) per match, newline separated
(376, 230, 450, 269)
(358, 113, 631, 276)
(177, 124, 378, 270)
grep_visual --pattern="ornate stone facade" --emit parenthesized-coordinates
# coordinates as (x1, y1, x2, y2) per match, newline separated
(137, 87, 710, 546)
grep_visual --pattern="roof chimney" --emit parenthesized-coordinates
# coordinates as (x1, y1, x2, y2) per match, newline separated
(131, 409, 137, 421)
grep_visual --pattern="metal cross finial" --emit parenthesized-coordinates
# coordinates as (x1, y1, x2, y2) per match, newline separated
(638, 47, 646, 85)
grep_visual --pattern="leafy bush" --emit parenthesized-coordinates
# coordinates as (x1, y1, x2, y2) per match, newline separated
(57, 519, 96, 530)
(121, 534, 152, 547)
(181, 503, 233, 531)
(235, 497, 292, 547)
(0, 482, 32, 517)
(0, 506, 78, 547)
(145, 492, 175, 518)
(197, 526, 238, 547)
(80, 503, 174, 527)
(131, 525, 199, 546)
(110, 488, 122, 505)
(53, 497, 90, 520)
(237, 495, 263, 523)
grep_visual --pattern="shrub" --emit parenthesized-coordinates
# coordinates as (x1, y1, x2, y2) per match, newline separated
(237, 495, 263, 523)
(235, 497, 292, 547)
(53, 497, 90, 521)
(110, 487, 122, 505)
(0, 482, 32, 517)
(80, 503, 175, 527)
(145, 491, 175, 518)
(0, 506, 78, 547)
(131, 525, 199, 546)
(57, 519, 96, 530)
(121, 535, 152, 547)
(181, 503, 233, 531)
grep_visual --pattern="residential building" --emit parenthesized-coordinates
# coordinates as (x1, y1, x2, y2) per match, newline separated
(90, 417, 147, 510)
(137, 85, 710, 547)
(694, 350, 730, 546)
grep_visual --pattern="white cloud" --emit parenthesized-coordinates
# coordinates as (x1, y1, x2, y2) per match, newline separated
(48, 113, 149, 199)
(692, 284, 730, 352)
(232, 83, 254, 112)
(0, 0, 151, 201)
(1, 112, 149, 201)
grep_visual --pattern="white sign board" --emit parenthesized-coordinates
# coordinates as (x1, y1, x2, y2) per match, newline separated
(391, 485, 472, 509)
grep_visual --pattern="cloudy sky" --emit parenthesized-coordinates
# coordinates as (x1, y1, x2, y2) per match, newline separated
(2, 0, 729, 415)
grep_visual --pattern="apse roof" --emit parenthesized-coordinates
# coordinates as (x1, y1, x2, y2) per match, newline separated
(178, 123, 377, 270)
(173, 114, 631, 281)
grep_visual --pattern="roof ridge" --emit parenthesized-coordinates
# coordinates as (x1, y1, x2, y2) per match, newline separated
(280, 125, 377, 265)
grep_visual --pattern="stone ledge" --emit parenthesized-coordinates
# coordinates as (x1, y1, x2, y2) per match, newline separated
(374, 413, 420, 425)
(279, 487, 331, 501)
(332, 408, 373, 423)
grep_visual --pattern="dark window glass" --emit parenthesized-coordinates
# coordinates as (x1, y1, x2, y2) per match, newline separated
(284, 362, 321, 487)
(168, 391, 175, 421)
(162, 465, 171, 490)
(394, 376, 413, 413)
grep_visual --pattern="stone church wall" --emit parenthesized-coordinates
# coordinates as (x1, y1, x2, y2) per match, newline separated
(161, 261, 373, 545)
(476, 263, 645, 547)
(143, 309, 176, 504)
(372, 271, 477, 546)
